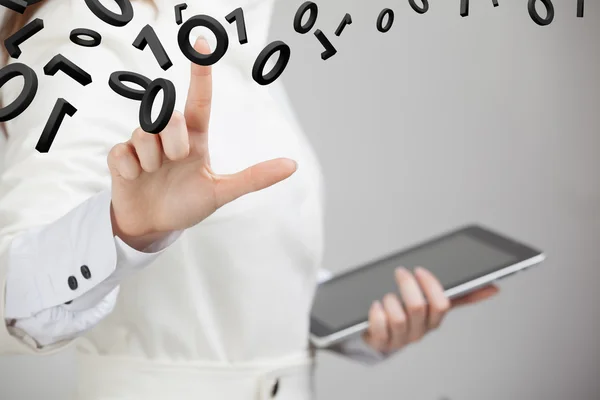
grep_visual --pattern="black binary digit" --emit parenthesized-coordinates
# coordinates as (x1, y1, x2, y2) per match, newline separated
(178, 15, 229, 66)
(35, 99, 77, 153)
(335, 13, 352, 37)
(314, 30, 336, 60)
(0, 63, 38, 122)
(577, 0, 584, 17)
(377, 8, 394, 33)
(109, 71, 151, 101)
(139, 78, 176, 134)
(4, 18, 44, 59)
(133, 25, 173, 71)
(460, 0, 499, 17)
(528, 0, 554, 26)
(44, 54, 92, 86)
(225, 7, 248, 45)
(175, 3, 187, 25)
(252, 40, 291, 86)
(70, 28, 102, 47)
(0, 0, 27, 13)
(84, 0, 134, 27)
(409, 0, 429, 14)
(294, 1, 318, 34)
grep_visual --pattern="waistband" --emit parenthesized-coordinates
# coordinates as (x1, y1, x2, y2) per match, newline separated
(75, 351, 315, 400)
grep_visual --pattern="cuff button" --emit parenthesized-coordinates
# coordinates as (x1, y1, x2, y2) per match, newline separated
(68, 276, 78, 290)
(81, 265, 92, 279)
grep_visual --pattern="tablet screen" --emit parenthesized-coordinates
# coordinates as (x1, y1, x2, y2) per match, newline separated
(312, 232, 519, 333)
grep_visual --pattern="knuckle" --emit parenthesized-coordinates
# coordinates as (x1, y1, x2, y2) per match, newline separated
(108, 143, 126, 164)
(170, 110, 186, 126)
(132, 127, 149, 143)
(389, 315, 406, 330)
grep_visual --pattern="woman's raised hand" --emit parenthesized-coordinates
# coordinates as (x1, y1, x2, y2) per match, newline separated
(107, 38, 297, 249)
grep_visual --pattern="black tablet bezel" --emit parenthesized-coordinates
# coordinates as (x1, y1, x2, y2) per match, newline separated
(310, 224, 543, 338)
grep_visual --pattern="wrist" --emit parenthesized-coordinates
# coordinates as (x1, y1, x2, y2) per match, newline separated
(110, 202, 170, 251)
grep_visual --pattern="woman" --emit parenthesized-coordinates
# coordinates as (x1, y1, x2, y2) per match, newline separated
(0, 0, 498, 398)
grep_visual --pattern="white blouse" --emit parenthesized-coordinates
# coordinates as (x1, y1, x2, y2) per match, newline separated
(0, 0, 385, 398)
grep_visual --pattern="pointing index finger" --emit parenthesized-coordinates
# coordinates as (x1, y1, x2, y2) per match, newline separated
(184, 37, 213, 135)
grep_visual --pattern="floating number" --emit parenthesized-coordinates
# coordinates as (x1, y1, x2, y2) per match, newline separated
(577, 0, 584, 17)
(133, 25, 173, 71)
(44, 54, 92, 86)
(528, 0, 554, 26)
(4, 18, 44, 59)
(0, 0, 27, 13)
(109, 71, 152, 101)
(70, 28, 102, 47)
(460, 0, 500, 17)
(35, 99, 77, 153)
(409, 0, 429, 14)
(84, 0, 134, 27)
(139, 78, 176, 134)
(377, 9, 395, 33)
(335, 13, 352, 37)
(0, 63, 38, 122)
(294, 1, 318, 34)
(225, 7, 248, 45)
(252, 41, 291, 86)
(178, 15, 229, 66)
(175, 3, 187, 25)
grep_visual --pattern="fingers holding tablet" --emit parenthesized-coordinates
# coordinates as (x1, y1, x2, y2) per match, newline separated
(310, 224, 544, 349)
(363, 266, 499, 353)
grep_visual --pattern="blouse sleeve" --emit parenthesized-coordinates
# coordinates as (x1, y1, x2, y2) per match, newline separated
(0, 0, 176, 354)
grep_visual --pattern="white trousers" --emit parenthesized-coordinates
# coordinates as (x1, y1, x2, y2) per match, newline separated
(75, 351, 316, 400)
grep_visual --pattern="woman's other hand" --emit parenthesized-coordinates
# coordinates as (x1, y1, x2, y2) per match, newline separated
(107, 38, 297, 250)
(363, 267, 499, 353)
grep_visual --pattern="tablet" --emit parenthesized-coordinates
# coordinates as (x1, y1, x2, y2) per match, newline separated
(310, 224, 545, 348)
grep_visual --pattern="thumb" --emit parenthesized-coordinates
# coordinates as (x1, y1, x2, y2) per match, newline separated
(213, 158, 298, 207)
(451, 285, 499, 308)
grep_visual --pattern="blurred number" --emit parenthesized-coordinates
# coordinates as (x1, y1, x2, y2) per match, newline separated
(0, 63, 38, 122)
(4, 18, 44, 58)
(409, 0, 429, 14)
(528, 0, 554, 25)
(84, 0, 134, 27)
(377, 9, 394, 33)
(35, 99, 77, 153)
(294, 1, 318, 34)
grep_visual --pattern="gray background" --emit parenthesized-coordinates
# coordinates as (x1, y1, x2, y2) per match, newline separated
(1, 0, 599, 399)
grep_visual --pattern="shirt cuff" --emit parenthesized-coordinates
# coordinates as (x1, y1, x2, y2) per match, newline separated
(4, 189, 183, 318)
(4, 190, 118, 320)
(328, 335, 391, 365)
(66, 229, 182, 312)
